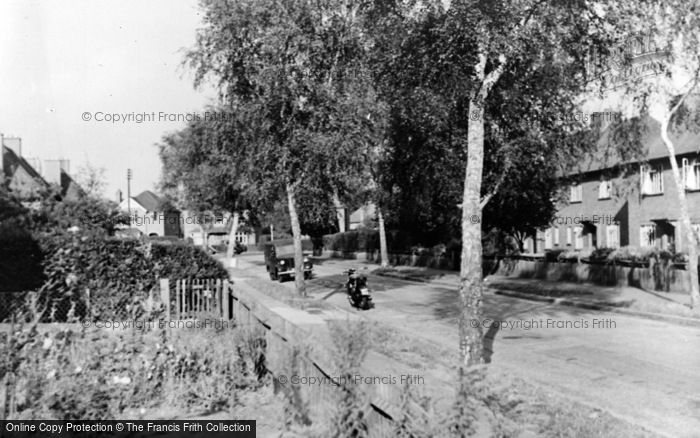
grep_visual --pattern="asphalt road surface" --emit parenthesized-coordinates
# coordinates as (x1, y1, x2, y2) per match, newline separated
(234, 253, 700, 438)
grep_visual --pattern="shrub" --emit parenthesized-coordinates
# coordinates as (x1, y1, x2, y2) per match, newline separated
(557, 250, 581, 262)
(323, 230, 378, 254)
(151, 243, 228, 279)
(589, 247, 615, 262)
(0, 221, 45, 292)
(6, 232, 229, 322)
(37, 233, 157, 321)
(1, 322, 267, 419)
(544, 249, 565, 262)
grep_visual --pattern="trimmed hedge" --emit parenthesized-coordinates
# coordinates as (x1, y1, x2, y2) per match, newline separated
(323, 230, 379, 254)
(544, 246, 689, 266)
(2, 231, 228, 321)
(0, 221, 44, 292)
(151, 243, 228, 279)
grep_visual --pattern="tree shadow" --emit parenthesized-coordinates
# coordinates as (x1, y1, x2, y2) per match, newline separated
(421, 285, 601, 364)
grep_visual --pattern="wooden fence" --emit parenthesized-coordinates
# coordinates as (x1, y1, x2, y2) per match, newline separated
(158, 278, 231, 320)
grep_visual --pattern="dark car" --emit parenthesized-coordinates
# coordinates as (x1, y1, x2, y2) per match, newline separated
(263, 241, 313, 282)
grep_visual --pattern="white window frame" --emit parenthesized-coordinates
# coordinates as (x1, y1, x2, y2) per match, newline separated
(544, 228, 553, 250)
(598, 180, 611, 199)
(640, 224, 656, 247)
(606, 224, 620, 248)
(570, 184, 583, 203)
(566, 227, 572, 245)
(553, 227, 560, 246)
(640, 164, 663, 195)
(682, 158, 700, 190)
(574, 225, 584, 249)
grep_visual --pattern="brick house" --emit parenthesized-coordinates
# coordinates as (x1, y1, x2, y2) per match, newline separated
(118, 190, 181, 237)
(535, 117, 700, 253)
(2, 136, 83, 200)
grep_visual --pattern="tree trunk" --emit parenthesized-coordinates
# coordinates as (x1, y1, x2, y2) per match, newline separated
(333, 189, 346, 233)
(226, 211, 240, 267)
(378, 207, 389, 268)
(660, 119, 700, 310)
(200, 224, 207, 249)
(459, 98, 486, 367)
(287, 183, 306, 297)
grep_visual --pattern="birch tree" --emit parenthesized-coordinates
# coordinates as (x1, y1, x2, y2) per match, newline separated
(186, 0, 375, 296)
(608, 0, 700, 310)
(362, 0, 620, 365)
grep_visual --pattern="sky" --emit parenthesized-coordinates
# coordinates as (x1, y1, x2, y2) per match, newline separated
(0, 0, 216, 200)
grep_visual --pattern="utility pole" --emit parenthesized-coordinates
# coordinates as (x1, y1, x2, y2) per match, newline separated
(127, 169, 132, 229)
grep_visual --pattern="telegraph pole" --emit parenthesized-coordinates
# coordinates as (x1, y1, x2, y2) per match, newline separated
(127, 169, 132, 229)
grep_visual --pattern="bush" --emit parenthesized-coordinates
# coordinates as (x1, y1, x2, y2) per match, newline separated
(589, 247, 615, 262)
(544, 249, 565, 262)
(37, 233, 157, 321)
(0, 221, 45, 292)
(151, 243, 228, 279)
(1, 322, 267, 419)
(6, 232, 229, 322)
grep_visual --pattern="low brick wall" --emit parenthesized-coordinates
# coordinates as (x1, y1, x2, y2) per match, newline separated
(491, 258, 691, 293)
(326, 250, 458, 270)
(230, 280, 399, 433)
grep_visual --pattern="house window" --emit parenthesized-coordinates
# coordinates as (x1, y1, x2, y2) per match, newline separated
(566, 227, 572, 245)
(640, 165, 663, 195)
(544, 228, 553, 249)
(574, 225, 584, 249)
(640, 224, 656, 247)
(553, 227, 560, 246)
(570, 184, 583, 203)
(606, 224, 620, 248)
(682, 158, 700, 190)
(598, 180, 611, 199)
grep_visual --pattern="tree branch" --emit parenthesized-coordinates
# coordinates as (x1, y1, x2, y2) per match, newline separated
(480, 151, 513, 209)
(669, 64, 700, 118)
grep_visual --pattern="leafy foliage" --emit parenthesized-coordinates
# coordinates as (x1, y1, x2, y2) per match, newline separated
(1, 323, 267, 419)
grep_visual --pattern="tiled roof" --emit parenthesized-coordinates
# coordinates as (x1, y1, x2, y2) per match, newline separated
(132, 190, 165, 211)
(571, 115, 700, 175)
(2, 145, 48, 187)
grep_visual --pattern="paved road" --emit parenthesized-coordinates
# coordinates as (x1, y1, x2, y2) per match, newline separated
(234, 253, 700, 438)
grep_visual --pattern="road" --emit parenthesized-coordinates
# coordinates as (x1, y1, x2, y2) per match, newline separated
(234, 252, 700, 438)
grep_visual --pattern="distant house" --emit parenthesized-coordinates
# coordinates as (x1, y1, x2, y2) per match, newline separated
(181, 210, 257, 247)
(1, 143, 48, 198)
(531, 115, 700, 254)
(1, 135, 83, 200)
(349, 203, 377, 230)
(118, 190, 181, 237)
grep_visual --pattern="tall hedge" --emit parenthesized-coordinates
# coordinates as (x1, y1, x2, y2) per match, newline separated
(2, 232, 228, 321)
(0, 221, 45, 292)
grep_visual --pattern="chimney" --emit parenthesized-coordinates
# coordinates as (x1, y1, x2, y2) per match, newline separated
(116, 189, 123, 204)
(43, 159, 70, 186)
(0, 133, 4, 181)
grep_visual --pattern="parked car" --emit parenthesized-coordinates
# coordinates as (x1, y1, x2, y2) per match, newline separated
(263, 241, 313, 282)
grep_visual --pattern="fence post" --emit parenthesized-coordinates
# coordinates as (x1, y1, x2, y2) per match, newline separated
(223, 280, 231, 320)
(84, 288, 90, 319)
(159, 279, 170, 319)
(175, 280, 181, 320)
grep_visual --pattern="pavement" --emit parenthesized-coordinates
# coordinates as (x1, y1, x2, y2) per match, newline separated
(374, 265, 700, 325)
(226, 252, 700, 438)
